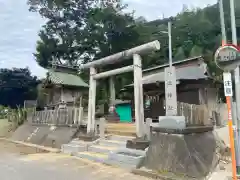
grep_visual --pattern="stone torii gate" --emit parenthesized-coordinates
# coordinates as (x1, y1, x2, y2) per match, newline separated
(80, 40, 160, 138)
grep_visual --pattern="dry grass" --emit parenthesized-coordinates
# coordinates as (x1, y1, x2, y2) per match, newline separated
(0, 139, 48, 155)
(0, 119, 13, 137)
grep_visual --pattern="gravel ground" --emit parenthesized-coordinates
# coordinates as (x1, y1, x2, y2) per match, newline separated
(0, 140, 150, 180)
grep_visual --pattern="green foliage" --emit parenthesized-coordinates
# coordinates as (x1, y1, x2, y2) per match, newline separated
(0, 68, 39, 108)
(7, 107, 30, 127)
(174, 47, 186, 60)
(28, 0, 240, 101)
(0, 105, 9, 119)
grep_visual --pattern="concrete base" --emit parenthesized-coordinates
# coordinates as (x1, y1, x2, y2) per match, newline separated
(158, 116, 186, 129)
(126, 138, 149, 150)
(109, 148, 145, 167)
(78, 133, 99, 142)
(61, 139, 93, 154)
(151, 126, 214, 134)
(141, 131, 220, 179)
(61, 144, 87, 154)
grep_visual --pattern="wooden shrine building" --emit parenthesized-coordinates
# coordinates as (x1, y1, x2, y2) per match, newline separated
(42, 64, 89, 109)
(123, 56, 220, 125)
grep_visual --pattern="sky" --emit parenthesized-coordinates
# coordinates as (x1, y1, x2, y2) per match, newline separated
(0, 0, 217, 78)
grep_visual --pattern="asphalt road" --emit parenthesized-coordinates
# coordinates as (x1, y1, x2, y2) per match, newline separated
(0, 140, 149, 180)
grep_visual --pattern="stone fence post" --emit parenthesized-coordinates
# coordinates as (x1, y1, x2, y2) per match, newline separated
(99, 117, 106, 139)
(145, 118, 152, 141)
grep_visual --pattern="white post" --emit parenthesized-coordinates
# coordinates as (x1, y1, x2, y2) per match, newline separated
(77, 95, 83, 125)
(61, 87, 64, 102)
(91, 68, 97, 133)
(87, 73, 93, 133)
(78, 95, 83, 125)
(74, 107, 78, 125)
(168, 21, 173, 67)
(133, 54, 145, 138)
(87, 67, 97, 134)
(100, 117, 106, 139)
(78, 107, 83, 125)
(109, 77, 116, 105)
(145, 118, 152, 141)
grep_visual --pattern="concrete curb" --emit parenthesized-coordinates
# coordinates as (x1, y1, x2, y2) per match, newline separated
(131, 169, 197, 180)
(132, 169, 173, 180)
(0, 138, 61, 153)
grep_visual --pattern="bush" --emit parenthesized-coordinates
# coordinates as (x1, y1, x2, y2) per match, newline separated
(7, 107, 29, 128)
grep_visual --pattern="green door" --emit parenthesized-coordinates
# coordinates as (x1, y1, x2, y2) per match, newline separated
(116, 104, 132, 123)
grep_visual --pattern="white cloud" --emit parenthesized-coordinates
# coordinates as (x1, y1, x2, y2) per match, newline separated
(124, 0, 218, 20)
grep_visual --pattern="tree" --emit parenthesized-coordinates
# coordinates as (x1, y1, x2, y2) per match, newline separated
(28, 0, 154, 101)
(28, 0, 97, 68)
(0, 68, 39, 108)
(142, 0, 240, 77)
(29, 0, 240, 97)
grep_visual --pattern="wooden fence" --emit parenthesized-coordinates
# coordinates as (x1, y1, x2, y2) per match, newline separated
(177, 102, 211, 126)
(28, 102, 211, 127)
(27, 107, 86, 126)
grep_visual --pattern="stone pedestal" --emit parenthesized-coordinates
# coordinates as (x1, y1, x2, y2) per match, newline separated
(142, 126, 220, 179)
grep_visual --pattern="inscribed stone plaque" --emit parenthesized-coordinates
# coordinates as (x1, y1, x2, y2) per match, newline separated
(164, 67, 177, 116)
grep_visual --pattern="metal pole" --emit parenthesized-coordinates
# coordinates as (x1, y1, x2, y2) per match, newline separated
(230, 0, 240, 123)
(220, 0, 239, 175)
(230, 0, 240, 174)
(168, 21, 172, 67)
(230, 0, 238, 45)
(219, 0, 227, 43)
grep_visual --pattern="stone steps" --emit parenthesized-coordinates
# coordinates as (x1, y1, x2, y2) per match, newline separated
(106, 130, 136, 137)
(88, 145, 117, 154)
(74, 151, 142, 169)
(98, 139, 126, 147)
(106, 123, 136, 137)
(74, 151, 108, 163)
(109, 151, 144, 166)
(103, 158, 138, 170)
(61, 134, 147, 170)
(61, 139, 91, 154)
(108, 135, 135, 142)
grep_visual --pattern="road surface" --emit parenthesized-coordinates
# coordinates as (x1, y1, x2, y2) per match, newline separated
(0, 140, 149, 180)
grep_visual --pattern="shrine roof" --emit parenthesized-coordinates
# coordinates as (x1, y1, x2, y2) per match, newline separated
(143, 56, 203, 73)
(46, 70, 89, 88)
(125, 56, 213, 87)
(142, 65, 210, 85)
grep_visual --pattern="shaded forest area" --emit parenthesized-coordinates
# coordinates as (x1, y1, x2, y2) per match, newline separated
(0, 68, 39, 108)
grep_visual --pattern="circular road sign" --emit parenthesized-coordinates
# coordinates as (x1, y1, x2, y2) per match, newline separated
(215, 45, 240, 71)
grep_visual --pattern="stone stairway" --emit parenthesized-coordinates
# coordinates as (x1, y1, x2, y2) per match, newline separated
(62, 135, 147, 170)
